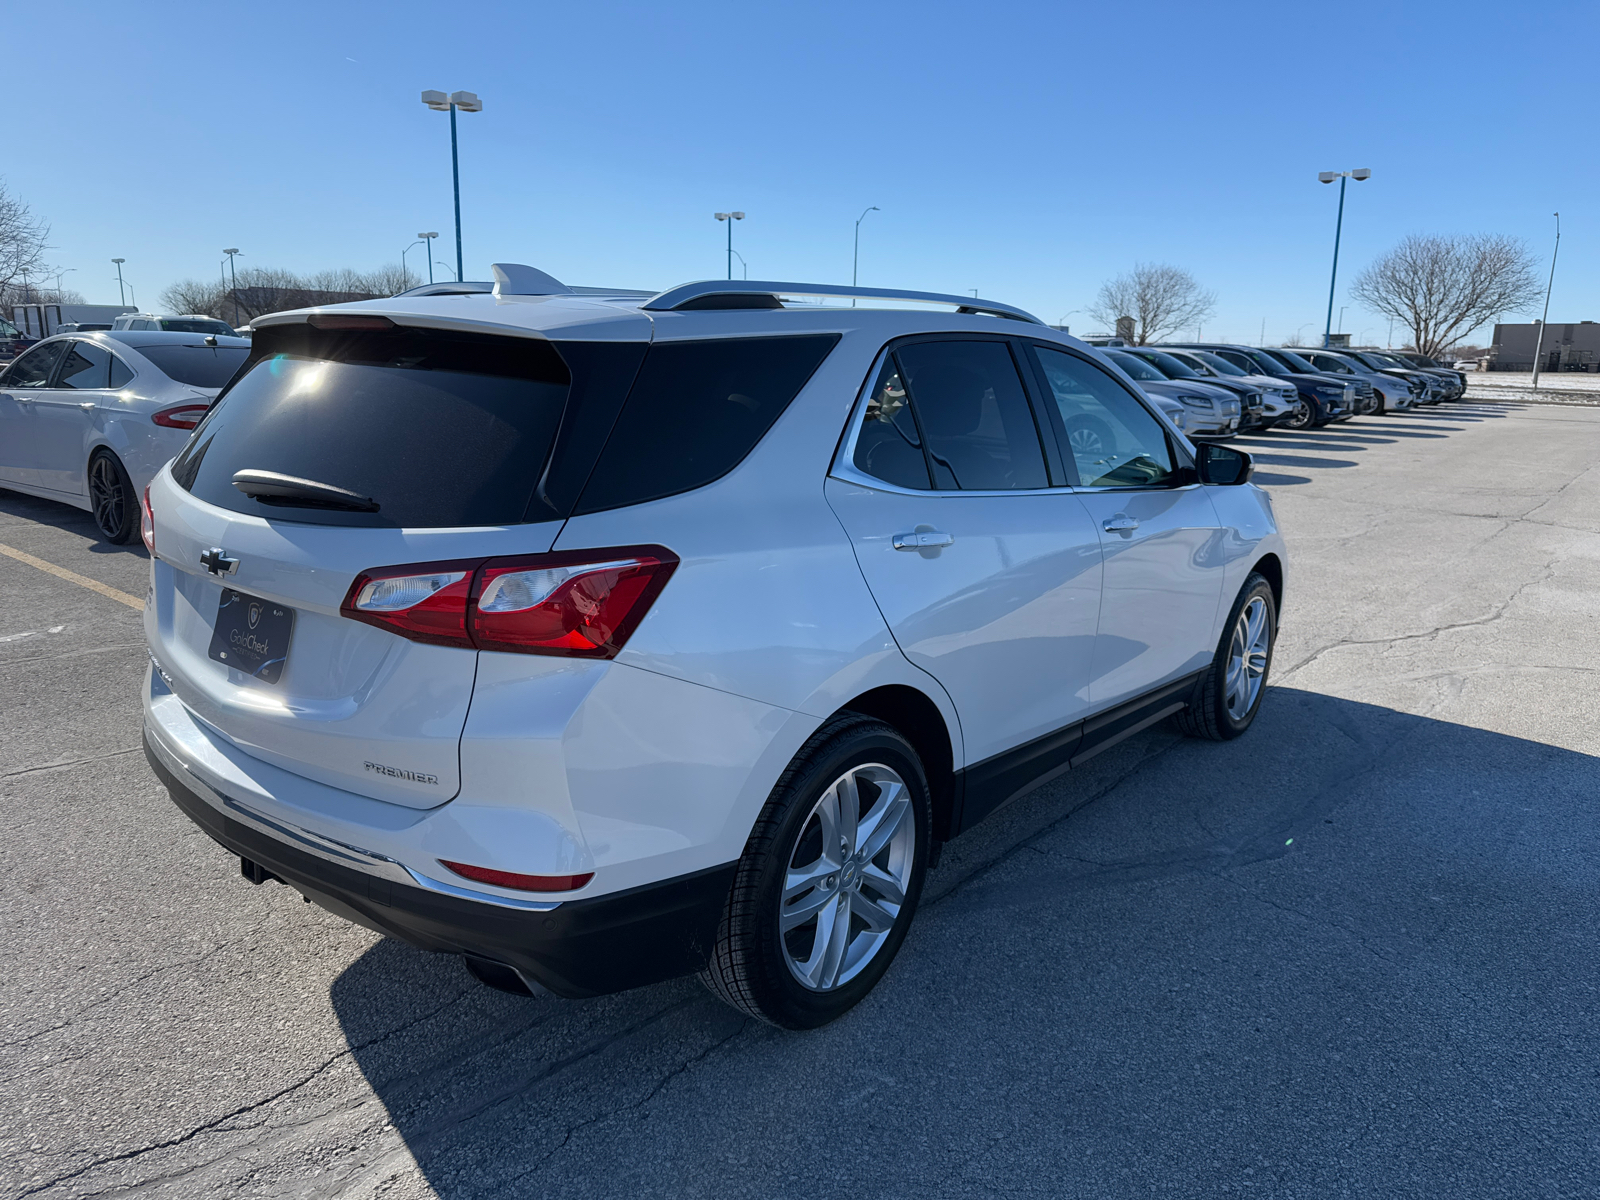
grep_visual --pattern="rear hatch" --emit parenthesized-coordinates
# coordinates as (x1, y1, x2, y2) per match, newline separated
(145, 319, 620, 807)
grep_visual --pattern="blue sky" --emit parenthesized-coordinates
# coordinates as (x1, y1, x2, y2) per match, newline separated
(11, 0, 1595, 344)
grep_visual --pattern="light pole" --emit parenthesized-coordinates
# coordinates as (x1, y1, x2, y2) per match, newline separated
(54, 268, 76, 298)
(1056, 309, 1081, 332)
(1531, 212, 1561, 388)
(112, 258, 127, 307)
(1338, 305, 1348, 334)
(852, 206, 879, 288)
(714, 212, 745, 280)
(1317, 168, 1371, 348)
(729, 249, 748, 279)
(223, 249, 241, 327)
(422, 91, 482, 284)
(402, 238, 425, 285)
(420, 232, 439, 284)
(435, 260, 457, 281)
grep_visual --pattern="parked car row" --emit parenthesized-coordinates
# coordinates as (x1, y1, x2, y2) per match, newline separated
(1084, 339, 1469, 435)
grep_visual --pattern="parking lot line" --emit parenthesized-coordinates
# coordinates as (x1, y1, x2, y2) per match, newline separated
(0, 542, 144, 610)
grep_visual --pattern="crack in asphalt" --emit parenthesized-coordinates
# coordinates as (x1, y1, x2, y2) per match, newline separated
(14, 987, 478, 1198)
(1, 746, 141, 780)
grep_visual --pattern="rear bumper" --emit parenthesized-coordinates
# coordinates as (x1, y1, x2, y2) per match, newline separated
(144, 731, 736, 998)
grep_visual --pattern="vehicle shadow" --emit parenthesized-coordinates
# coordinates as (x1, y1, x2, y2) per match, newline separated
(0, 487, 148, 559)
(328, 688, 1600, 1198)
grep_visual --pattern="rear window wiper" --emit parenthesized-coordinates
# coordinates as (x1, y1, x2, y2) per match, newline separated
(231, 469, 380, 512)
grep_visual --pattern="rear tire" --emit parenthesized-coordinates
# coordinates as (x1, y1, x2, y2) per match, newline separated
(88, 450, 136, 544)
(1175, 572, 1276, 742)
(700, 714, 931, 1029)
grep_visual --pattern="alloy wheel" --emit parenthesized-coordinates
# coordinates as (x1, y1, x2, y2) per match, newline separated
(1284, 399, 1313, 429)
(1069, 426, 1107, 458)
(1225, 596, 1270, 720)
(89, 455, 126, 539)
(780, 762, 915, 991)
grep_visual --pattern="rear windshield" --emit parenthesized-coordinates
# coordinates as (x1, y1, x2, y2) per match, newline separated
(159, 318, 236, 336)
(172, 329, 572, 528)
(139, 344, 251, 387)
(573, 334, 838, 514)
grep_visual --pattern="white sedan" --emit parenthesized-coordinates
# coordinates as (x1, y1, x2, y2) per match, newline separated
(0, 331, 251, 542)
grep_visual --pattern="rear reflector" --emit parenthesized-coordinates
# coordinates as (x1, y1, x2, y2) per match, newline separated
(340, 546, 678, 658)
(439, 860, 594, 892)
(151, 403, 211, 429)
(307, 313, 396, 331)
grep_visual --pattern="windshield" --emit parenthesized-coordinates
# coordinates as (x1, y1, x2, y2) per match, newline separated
(137, 344, 252, 388)
(159, 318, 237, 336)
(1130, 349, 1201, 379)
(0, 319, 19, 338)
(1267, 348, 1318, 372)
(1186, 350, 1247, 376)
(1105, 350, 1167, 382)
(1366, 352, 1409, 369)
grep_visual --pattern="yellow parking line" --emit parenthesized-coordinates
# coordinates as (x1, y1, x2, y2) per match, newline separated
(0, 543, 145, 611)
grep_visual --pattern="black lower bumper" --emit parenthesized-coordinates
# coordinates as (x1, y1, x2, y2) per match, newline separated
(145, 733, 736, 999)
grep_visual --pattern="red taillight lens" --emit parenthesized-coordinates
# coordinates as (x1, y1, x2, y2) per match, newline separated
(140, 485, 156, 554)
(151, 403, 211, 429)
(471, 550, 678, 657)
(439, 860, 593, 892)
(339, 546, 677, 658)
(340, 560, 479, 648)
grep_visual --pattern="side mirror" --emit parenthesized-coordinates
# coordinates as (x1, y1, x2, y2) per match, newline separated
(1195, 443, 1252, 486)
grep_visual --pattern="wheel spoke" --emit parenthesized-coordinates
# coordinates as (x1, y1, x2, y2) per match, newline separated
(835, 770, 860, 856)
(807, 896, 852, 989)
(850, 889, 897, 933)
(780, 882, 835, 932)
(860, 862, 906, 907)
(856, 784, 909, 862)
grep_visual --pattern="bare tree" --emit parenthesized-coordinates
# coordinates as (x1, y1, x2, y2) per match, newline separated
(160, 264, 421, 324)
(1349, 234, 1542, 359)
(0, 179, 54, 309)
(1088, 263, 1216, 345)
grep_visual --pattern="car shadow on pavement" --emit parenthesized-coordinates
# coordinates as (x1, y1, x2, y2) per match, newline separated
(0, 487, 148, 559)
(327, 687, 1600, 1198)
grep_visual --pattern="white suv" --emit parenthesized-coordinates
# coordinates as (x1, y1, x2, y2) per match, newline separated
(141, 267, 1286, 1029)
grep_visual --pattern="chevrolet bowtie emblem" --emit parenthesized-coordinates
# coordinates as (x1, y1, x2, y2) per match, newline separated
(199, 548, 239, 576)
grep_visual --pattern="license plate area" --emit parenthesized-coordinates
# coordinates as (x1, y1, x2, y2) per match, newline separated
(207, 589, 294, 684)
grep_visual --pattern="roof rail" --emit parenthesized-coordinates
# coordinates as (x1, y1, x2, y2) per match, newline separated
(641, 280, 1043, 324)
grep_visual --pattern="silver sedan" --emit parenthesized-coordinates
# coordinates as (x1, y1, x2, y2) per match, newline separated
(0, 331, 251, 541)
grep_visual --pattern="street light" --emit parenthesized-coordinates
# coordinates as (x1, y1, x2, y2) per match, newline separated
(853, 206, 879, 289)
(54, 268, 76, 297)
(402, 238, 425, 285)
(1531, 213, 1561, 388)
(222, 249, 242, 327)
(1056, 308, 1082, 332)
(420, 232, 439, 284)
(1317, 168, 1371, 348)
(730, 249, 749, 280)
(714, 212, 745, 280)
(112, 258, 127, 307)
(422, 90, 482, 284)
(435, 260, 457, 281)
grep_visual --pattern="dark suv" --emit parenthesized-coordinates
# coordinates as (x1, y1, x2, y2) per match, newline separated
(1170, 344, 1356, 429)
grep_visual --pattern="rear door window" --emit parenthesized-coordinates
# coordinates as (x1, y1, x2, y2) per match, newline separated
(173, 328, 574, 528)
(4, 341, 69, 387)
(137, 344, 250, 388)
(56, 341, 112, 389)
(892, 340, 1047, 491)
(574, 335, 838, 514)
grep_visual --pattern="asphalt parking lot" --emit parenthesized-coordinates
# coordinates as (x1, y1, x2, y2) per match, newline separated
(4, 398, 1598, 1200)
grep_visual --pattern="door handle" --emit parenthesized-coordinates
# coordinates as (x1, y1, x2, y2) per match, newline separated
(78, 401, 96, 411)
(1102, 515, 1140, 533)
(893, 530, 955, 550)
(14, 396, 33, 405)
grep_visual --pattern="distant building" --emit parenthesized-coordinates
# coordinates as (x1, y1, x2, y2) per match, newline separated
(1490, 320, 1600, 372)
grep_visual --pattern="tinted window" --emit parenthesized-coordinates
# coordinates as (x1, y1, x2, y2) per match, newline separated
(1189, 350, 1247, 376)
(1306, 353, 1353, 374)
(1267, 348, 1317, 372)
(159, 318, 236, 336)
(108, 354, 134, 388)
(894, 340, 1046, 491)
(56, 341, 112, 389)
(1032, 347, 1176, 489)
(1236, 350, 1289, 376)
(173, 329, 573, 528)
(137, 344, 250, 388)
(1104, 350, 1166, 382)
(3, 341, 68, 387)
(853, 357, 930, 489)
(575, 335, 838, 514)
(1131, 349, 1201, 378)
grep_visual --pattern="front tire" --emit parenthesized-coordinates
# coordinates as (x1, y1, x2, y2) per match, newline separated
(700, 715, 931, 1029)
(88, 450, 136, 544)
(1280, 397, 1314, 430)
(1176, 572, 1276, 741)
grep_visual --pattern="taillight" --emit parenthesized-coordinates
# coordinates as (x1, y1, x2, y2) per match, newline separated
(140, 485, 156, 555)
(151, 403, 210, 429)
(339, 546, 677, 658)
(439, 860, 593, 892)
(340, 560, 479, 648)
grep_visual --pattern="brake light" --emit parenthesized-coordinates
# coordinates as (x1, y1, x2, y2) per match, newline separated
(140, 486, 156, 554)
(439, 860, 594, 892)
(339, 546, 677, 658)
(151, 403, 210, 429)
